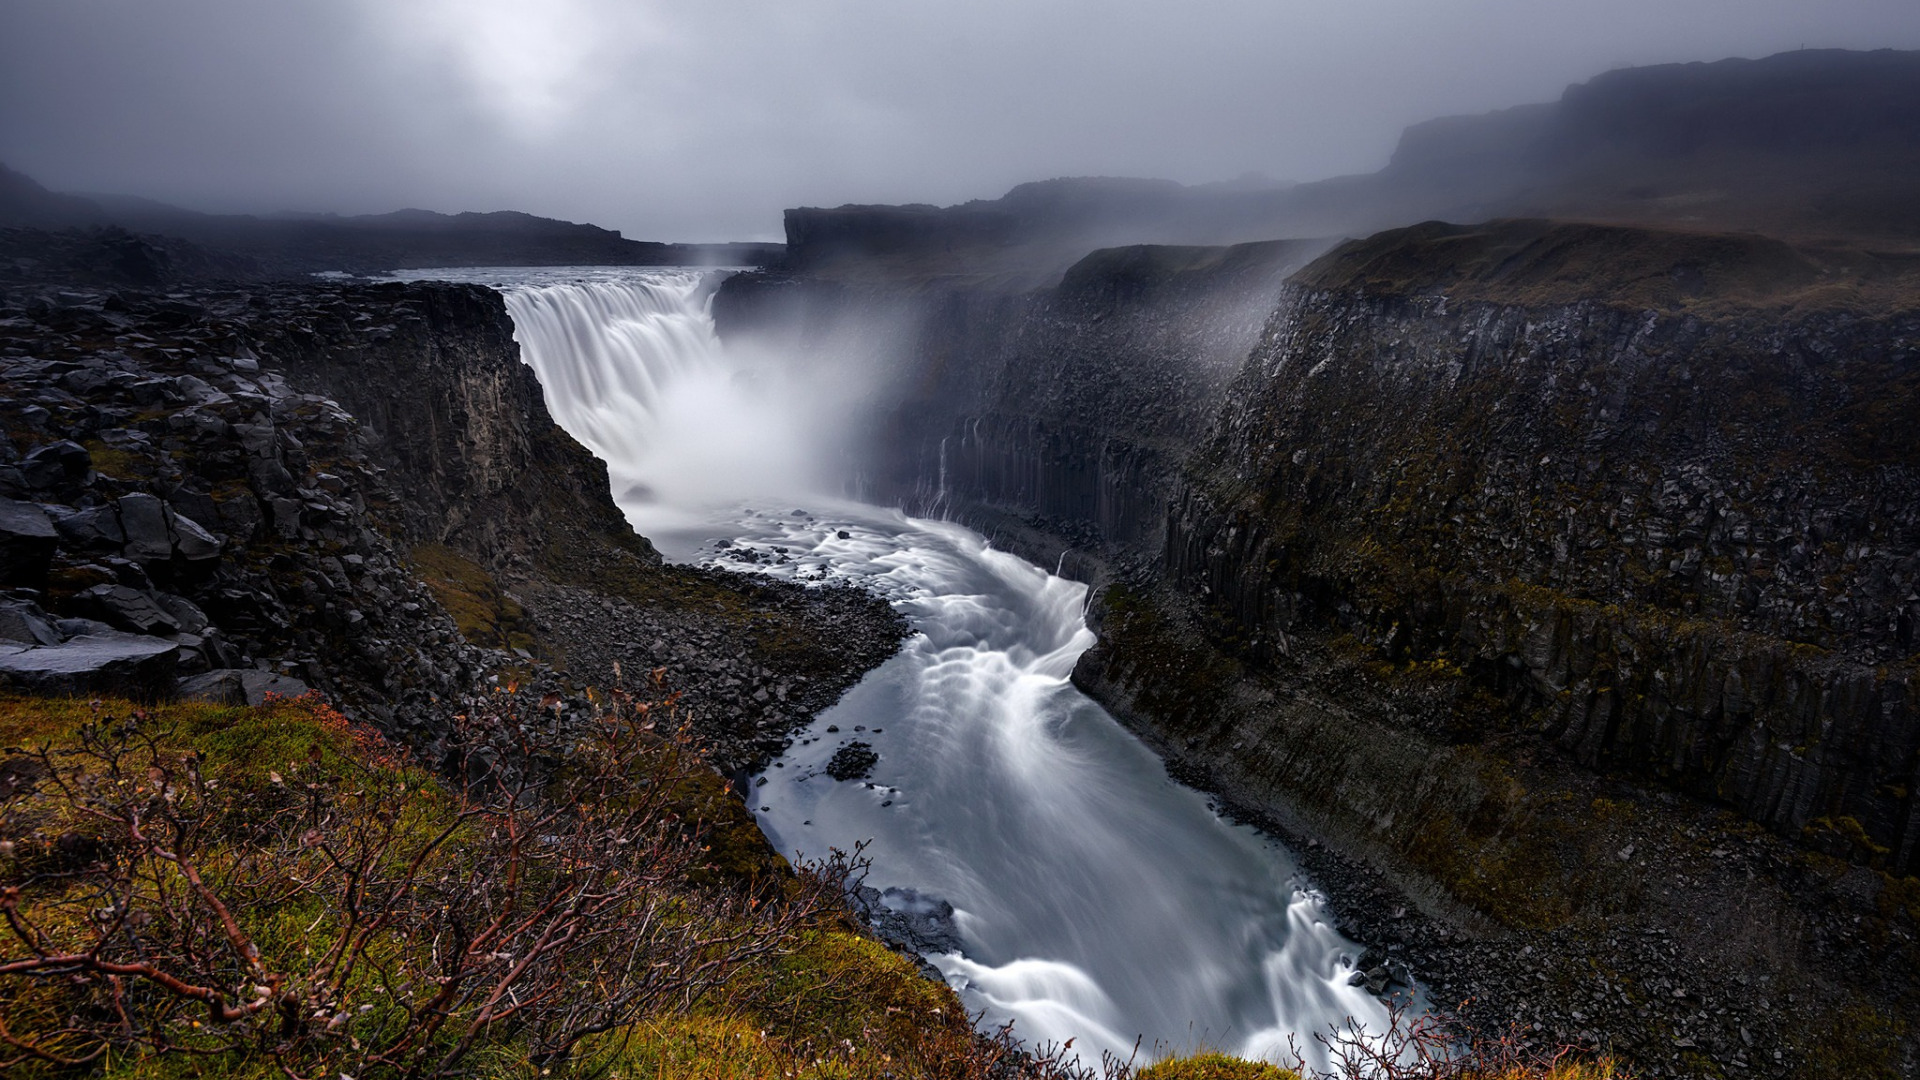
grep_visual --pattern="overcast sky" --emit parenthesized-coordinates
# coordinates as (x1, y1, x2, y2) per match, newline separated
(3, 1, 1918, 241)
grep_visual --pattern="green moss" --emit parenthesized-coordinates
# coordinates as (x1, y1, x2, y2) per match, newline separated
(411, 542, 539, 655)
(2, 690, 997, 1080)
(1796, 1000, 1910, 1080)
(82, 437, 145, 479)
(580, 1014, 787, 1079)
(1805, 814, 1894, 865)
(1136, 1052, 1299, 1080)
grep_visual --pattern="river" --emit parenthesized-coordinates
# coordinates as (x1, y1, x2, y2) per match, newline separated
(391, 266, 1392, 1070)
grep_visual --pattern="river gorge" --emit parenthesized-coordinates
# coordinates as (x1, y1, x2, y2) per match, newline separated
(397, 266, 1397, 1069)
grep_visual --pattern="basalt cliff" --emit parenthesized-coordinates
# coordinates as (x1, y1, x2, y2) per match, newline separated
(0, 240, 904, 768)
(716, 219, 1920, 1078)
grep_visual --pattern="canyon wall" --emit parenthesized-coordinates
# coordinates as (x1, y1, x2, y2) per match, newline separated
(719, 219, 1920, 874)
(718, 239, 1323, 554)
(1162, 222, 1920, 873)
(1, 263, 904, 769)
(715, 218, 1920, 1069)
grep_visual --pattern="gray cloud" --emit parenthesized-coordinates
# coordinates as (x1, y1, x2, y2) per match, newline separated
(3, 0, 1918, 240)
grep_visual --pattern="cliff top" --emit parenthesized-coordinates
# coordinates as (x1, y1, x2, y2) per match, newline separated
(1292, 218, 1920, 316)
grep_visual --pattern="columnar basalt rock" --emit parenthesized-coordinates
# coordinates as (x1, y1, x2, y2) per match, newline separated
(717, 219, 1920, 1073)
(716, 239, 1323, 553)
(1162, 230, 1920, 873)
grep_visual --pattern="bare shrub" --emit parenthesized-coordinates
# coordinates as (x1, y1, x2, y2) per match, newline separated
(0, 685, 845, 1077)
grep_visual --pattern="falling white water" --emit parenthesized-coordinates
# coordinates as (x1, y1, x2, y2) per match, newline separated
(392, 265, 834, 533)
(389, 266, 1400, 1071)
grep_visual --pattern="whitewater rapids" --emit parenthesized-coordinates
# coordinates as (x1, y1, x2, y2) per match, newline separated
(390, 266, 1396, 1070)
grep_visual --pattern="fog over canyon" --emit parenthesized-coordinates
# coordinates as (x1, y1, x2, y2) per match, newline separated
(3, 7, 1920, 1080)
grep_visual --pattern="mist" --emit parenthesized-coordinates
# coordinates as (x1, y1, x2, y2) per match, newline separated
(5, 0, 1919, 241)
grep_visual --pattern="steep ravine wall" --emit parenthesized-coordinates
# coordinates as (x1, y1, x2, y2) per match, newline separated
(718, 222, 1920, 1072)
(716, 240, 1322, 557)
(1152, 245, 1920, 875)
(727, 223, 1920, 875)
(233, 282, 659, 570)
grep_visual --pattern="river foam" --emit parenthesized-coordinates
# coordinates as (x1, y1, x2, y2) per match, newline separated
(388, 265, 1397, 1070)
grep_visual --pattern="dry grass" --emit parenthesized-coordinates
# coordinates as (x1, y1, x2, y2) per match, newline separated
(1293, 218, 1920, 316)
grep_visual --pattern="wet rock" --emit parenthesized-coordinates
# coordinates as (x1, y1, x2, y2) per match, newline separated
(152, 593, 210, 634)
(169, 510, 222, 560)
(46, 503, 125, 551)
(74, 584, 180, 636)
(825, 740, 879, 781)
(852, 884, 964, 958)
(54, 616, 115, 639)
(178, 667, 312, 706)
(0, 599, 61, 646)
(0, 632, 179, 699)
(0, 498, 57, 585)
(116, 492, 174, 562)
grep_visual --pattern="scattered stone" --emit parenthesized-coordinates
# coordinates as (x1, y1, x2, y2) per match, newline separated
(0, 599, 60, 646)
(178, 668, 312, 706)
(18, 440, 90, 491)
(46, 503, 125, 550)
(825, 740, 879, 781)
(116, 492, 174, 562)
(74, 584, 179, 635)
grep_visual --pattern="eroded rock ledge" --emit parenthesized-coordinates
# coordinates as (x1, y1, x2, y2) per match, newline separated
(0, 261, 906, 774)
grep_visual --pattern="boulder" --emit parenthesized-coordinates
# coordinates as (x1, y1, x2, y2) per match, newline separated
(18, 441, 91, 491)
(178, 668, 311, 707)
(0, 498, 57, 585)
(0, 599, 61, 646)
(170, 510, 222, 561)
(852, 884, 964, 956)
(46, 503, 125, 550)
(117, 493, 174, 562)
(0, 632, 180, 700)
(152, 593, 210, 634)
(54, 616, 115, 638)
(74, 584, 180, 635)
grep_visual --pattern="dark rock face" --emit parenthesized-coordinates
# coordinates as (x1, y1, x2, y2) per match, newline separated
(0, 263, 905, 776)
(1160, 245, 1920, 874)
(242, 280, 653, 570)
(718, 239, 1324, 556)
(0, 283, 496, 730)
(0, 632, 179, 699)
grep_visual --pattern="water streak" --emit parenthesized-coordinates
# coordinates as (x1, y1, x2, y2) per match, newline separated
(396, 266, 1397, 1070)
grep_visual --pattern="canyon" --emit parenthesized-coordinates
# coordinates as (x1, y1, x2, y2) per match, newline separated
(5, 44, 1920, 1080)
(713, 216, 1920, 1077)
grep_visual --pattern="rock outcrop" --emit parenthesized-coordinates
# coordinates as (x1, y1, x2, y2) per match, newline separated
(0, 244, 904, 769)
(1158, 219, 1920, 873)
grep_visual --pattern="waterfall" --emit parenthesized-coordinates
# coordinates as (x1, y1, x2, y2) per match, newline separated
(502, 271, 720, 479)
(439, 267, 827, 531)
(392, 266, 1397, 1071)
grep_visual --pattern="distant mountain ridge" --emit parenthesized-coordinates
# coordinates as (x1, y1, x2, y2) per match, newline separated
(785, 48, 1920, 273)
(0, 164, 781, 278)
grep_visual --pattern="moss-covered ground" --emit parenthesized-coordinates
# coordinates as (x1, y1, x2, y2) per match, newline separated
(0, 691, 1030, 1079)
